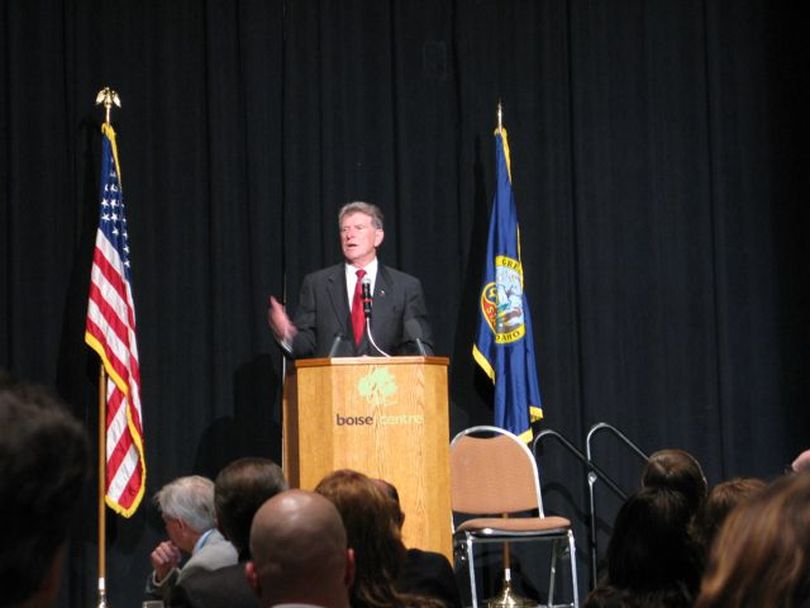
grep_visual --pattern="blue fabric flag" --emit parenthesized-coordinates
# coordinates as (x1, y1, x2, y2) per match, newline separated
(473, 127, 543, 442)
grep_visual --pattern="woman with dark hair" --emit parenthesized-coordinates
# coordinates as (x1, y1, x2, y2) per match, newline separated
(696, 472, 810, 608)
(584, 487, 703, 608)
(692, 476, 766, 554)
(315, 469, 443, 608)
(641, 449, 708, 521)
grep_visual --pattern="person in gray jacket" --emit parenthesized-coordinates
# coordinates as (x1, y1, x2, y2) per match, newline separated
(145, 475, 237, 602)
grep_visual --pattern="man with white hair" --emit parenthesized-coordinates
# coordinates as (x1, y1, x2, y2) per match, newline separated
(144, 475, 237, 602)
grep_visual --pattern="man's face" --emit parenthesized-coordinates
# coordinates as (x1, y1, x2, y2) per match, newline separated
(340, 211, 383, 267)
(163, 515, 183, 546)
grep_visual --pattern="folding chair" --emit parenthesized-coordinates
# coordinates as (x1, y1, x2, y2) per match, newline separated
(450, 425, 580, 608)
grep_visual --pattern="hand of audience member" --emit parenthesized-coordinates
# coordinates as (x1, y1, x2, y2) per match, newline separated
(150, 540, 182, 582)
(792, 449, 810, 472)
(267, 296, 297, 343)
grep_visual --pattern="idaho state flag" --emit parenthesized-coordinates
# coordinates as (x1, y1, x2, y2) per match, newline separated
(473, 126, 543, 442)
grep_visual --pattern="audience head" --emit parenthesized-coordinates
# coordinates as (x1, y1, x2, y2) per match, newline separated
(316, 469, 418, 608)
(0, 378, 89, 608)
(604, 487, 702, 602)
(214, 457, 287, 559)
(247, 489, 354, 608)
(641, 448, 708, 517)
(372, 477, 405, 528)
(154, 475, 216, 553)
(696, 472, 810, 608)
(693, 477, 766, 552)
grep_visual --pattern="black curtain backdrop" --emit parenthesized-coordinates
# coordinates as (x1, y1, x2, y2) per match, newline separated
(1, 0, 807, 605)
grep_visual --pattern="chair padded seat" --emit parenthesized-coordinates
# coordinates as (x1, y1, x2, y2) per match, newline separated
(456, 515, 571, 534)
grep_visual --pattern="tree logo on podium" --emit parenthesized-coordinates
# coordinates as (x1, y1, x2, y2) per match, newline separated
(358, 367, 397, 407)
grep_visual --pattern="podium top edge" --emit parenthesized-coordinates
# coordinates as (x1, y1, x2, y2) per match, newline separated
(294, 355, 449, 369)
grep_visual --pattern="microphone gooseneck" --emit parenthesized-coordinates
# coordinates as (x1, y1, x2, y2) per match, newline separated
(328, 333, 344, 358)
(404, 318, 430, 356)
(359, 276, 389, 357)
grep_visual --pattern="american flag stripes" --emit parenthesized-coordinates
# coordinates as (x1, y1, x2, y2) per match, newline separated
(85, 123, 146, 517)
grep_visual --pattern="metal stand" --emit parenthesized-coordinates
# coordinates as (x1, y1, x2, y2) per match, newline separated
(487, 545, 535, 608)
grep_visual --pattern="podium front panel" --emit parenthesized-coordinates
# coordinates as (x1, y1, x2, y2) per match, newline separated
(283, 356, 451, 559)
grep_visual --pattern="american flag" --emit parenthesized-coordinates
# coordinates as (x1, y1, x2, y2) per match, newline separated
(85, 123, 146, 517)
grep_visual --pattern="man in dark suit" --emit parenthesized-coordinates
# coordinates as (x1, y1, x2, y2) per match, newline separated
(268, 201, 433, 358)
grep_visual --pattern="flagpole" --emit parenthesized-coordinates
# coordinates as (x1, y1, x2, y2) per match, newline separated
(97, 366, 109, 608)
(488, 103, 533, 608)
(93, 86, 120, 608)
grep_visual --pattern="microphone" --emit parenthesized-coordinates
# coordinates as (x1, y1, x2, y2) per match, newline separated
(404, 319, 430, 356)
(328, 333, 345, 358)
(361, 276, 373, 318)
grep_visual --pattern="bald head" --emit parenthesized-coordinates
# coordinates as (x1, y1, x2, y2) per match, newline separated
(247, 490, 353, 608)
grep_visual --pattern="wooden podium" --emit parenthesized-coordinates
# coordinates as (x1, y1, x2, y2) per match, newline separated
(283, 355, 451, 559)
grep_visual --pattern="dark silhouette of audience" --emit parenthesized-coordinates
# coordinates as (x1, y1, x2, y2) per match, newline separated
(696, 472, 810, 608)
(247, 489, 354, 608)
(692, 477, 766, 555)
(0, 376, 89, 608)
(315, 469, 444, 608)
(584, 487, 703, 608)
(169, 457, 287, 607)
(373, 478, 462, 608)
(641, 448, 708, 524)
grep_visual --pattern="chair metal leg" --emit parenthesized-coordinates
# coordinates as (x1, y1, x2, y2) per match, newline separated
(458, 532, 580, 608)
(466, 535, 479, 608)
(567, 530, 580, 608)
(547, 539, 559, 607)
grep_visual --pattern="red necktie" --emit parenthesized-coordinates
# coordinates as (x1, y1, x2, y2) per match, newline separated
(351, 269, 367, 345)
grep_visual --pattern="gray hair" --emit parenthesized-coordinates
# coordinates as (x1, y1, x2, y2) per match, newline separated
(338, 201, 384, 230)
(155, 475, 216, 533)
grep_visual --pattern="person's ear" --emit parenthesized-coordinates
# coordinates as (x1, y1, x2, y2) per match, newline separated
(373, 228, 384, 248)
(344, 548, 356, 588)
(245, 561, 262, 597)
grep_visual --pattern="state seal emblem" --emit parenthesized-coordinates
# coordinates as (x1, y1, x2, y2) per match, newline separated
(480, 255, 526, 344)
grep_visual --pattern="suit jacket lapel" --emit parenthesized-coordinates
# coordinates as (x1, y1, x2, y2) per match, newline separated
(373, 265, 395, 325)
(326, 264, 351, 338)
